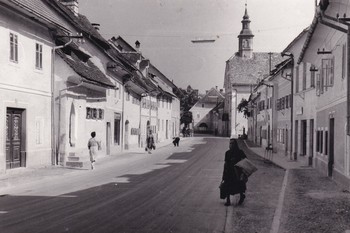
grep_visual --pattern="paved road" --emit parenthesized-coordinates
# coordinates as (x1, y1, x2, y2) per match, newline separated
(0, 137, 286, 233)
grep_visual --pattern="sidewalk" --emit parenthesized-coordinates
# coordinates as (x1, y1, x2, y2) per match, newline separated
(244, 140, 309, 170)
(0, 137, 192, 192)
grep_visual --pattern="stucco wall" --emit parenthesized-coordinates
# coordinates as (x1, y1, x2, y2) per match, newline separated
(0, 8, 53, 172)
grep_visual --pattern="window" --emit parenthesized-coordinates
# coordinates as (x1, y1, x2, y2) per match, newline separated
(295, 65, 299, 93)
(325, 131, 328, 155)
(86, 107, 92, 119)
(86, 107, 104, 120)
(202, 103, 204, 108)
(316, 74, 321, 96)
(310, 67, 315, 87)
(321, 58, 334, 89)
(320, 131, 323, 154)
(302, 62, 306, 90)
(316, 131, 319, 152)
(10, 33, 18, 62)
(35, 43, 43, 69)
(114, 113, 121, 145)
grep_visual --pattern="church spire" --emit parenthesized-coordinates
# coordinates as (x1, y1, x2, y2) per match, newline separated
(238, 2, 254, 58)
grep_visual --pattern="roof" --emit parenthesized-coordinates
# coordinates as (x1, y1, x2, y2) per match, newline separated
(2, 0, 70, 32)
(225, 52, 284, 86)
(296, 1, 346, 64)
(197, 88, 225, 105)
(268, 57, 293, 80)
(211, 101, 224, 112)
(56, 48, 115, 88)
(45, 0, 110, 49)
(297, 15, 319, 64)
(282, 27, 310, 55)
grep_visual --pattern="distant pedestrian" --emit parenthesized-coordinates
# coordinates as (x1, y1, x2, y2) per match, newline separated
(88, 131, 100, 170)
(146, 130, 155, 154)
(173, 137, 180, 147)
(221, 138, 247, 206)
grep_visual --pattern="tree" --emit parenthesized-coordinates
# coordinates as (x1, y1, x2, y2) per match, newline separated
(237, 98, 250, 118)
(179, 85, 200, 111)
(179, 85, 200, 129)
(180, 111, 193, 129)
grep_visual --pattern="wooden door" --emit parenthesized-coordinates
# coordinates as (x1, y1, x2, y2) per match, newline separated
(6, 108, 24, 169)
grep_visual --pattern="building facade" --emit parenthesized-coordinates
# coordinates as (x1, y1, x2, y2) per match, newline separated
(224, 5, 283, 138)
(190, 87, 224, 134)
(0, 0, 181, 172)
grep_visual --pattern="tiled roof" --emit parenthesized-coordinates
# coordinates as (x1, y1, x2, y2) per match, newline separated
(226, 52, 284, 85)
(282, 27, 310, 55)
(5, 0, 70, 31)
(44, 0, 110, 49)
(56, 49, 115, 88)
(198, 88, 225, 104)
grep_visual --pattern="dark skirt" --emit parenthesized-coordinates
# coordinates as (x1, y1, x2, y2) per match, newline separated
(225, 180, 246, 195)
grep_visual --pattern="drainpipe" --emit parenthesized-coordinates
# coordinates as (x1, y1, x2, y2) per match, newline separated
(51, 38, 73, 165)
(57, 80, 84, 165)
(51, 34, 83, 165)
(121, 84, 125, 152)
(282, 53, 294, 160)
(289, 62, 294, 160)
(231, 88, 238, 138)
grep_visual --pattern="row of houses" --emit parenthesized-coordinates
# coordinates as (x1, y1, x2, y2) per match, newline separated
(220, 0, 350, 188)
(0, 0, 181, 173)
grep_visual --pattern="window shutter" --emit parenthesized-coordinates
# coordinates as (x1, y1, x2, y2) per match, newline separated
(316, 74, 320, 96)
(295, 66, 299, 93)
(330, 57, 334, 86)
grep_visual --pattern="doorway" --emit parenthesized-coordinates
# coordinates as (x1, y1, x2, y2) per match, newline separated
(124, 120, 129, 150)
(6, 108, 25, 169)
(285, 128, 288, 156)
(328, 118, 335, 177)
(294, 120, 299, 160)
(166, 120, 169, 139)
(309, 119, 314, 166)
(302, 120, 307, 156)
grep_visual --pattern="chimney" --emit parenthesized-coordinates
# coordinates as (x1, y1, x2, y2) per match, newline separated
(215, 86, 218, 90)
(135, 40, 140, 52)
(60, 0, 79, 17)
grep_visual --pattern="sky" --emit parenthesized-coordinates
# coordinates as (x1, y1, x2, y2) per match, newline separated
(79, 0, 315, 92)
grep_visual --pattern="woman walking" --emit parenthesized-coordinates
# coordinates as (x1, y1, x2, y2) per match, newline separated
(222, 138, 247, 206)
(88, 131, 99, 170)
(146, 130, 155, 154)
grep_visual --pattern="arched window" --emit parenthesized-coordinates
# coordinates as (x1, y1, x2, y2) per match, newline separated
(69, 103, 76, 147)
(198, 123, 208, 132)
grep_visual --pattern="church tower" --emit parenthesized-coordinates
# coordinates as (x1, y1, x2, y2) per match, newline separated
(238, 4, 254, 58)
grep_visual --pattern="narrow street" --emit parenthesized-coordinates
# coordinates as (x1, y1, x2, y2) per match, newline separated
(0, 137, 287, 233)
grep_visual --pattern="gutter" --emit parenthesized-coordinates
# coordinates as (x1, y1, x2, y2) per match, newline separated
(51, 38, 74, 165)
